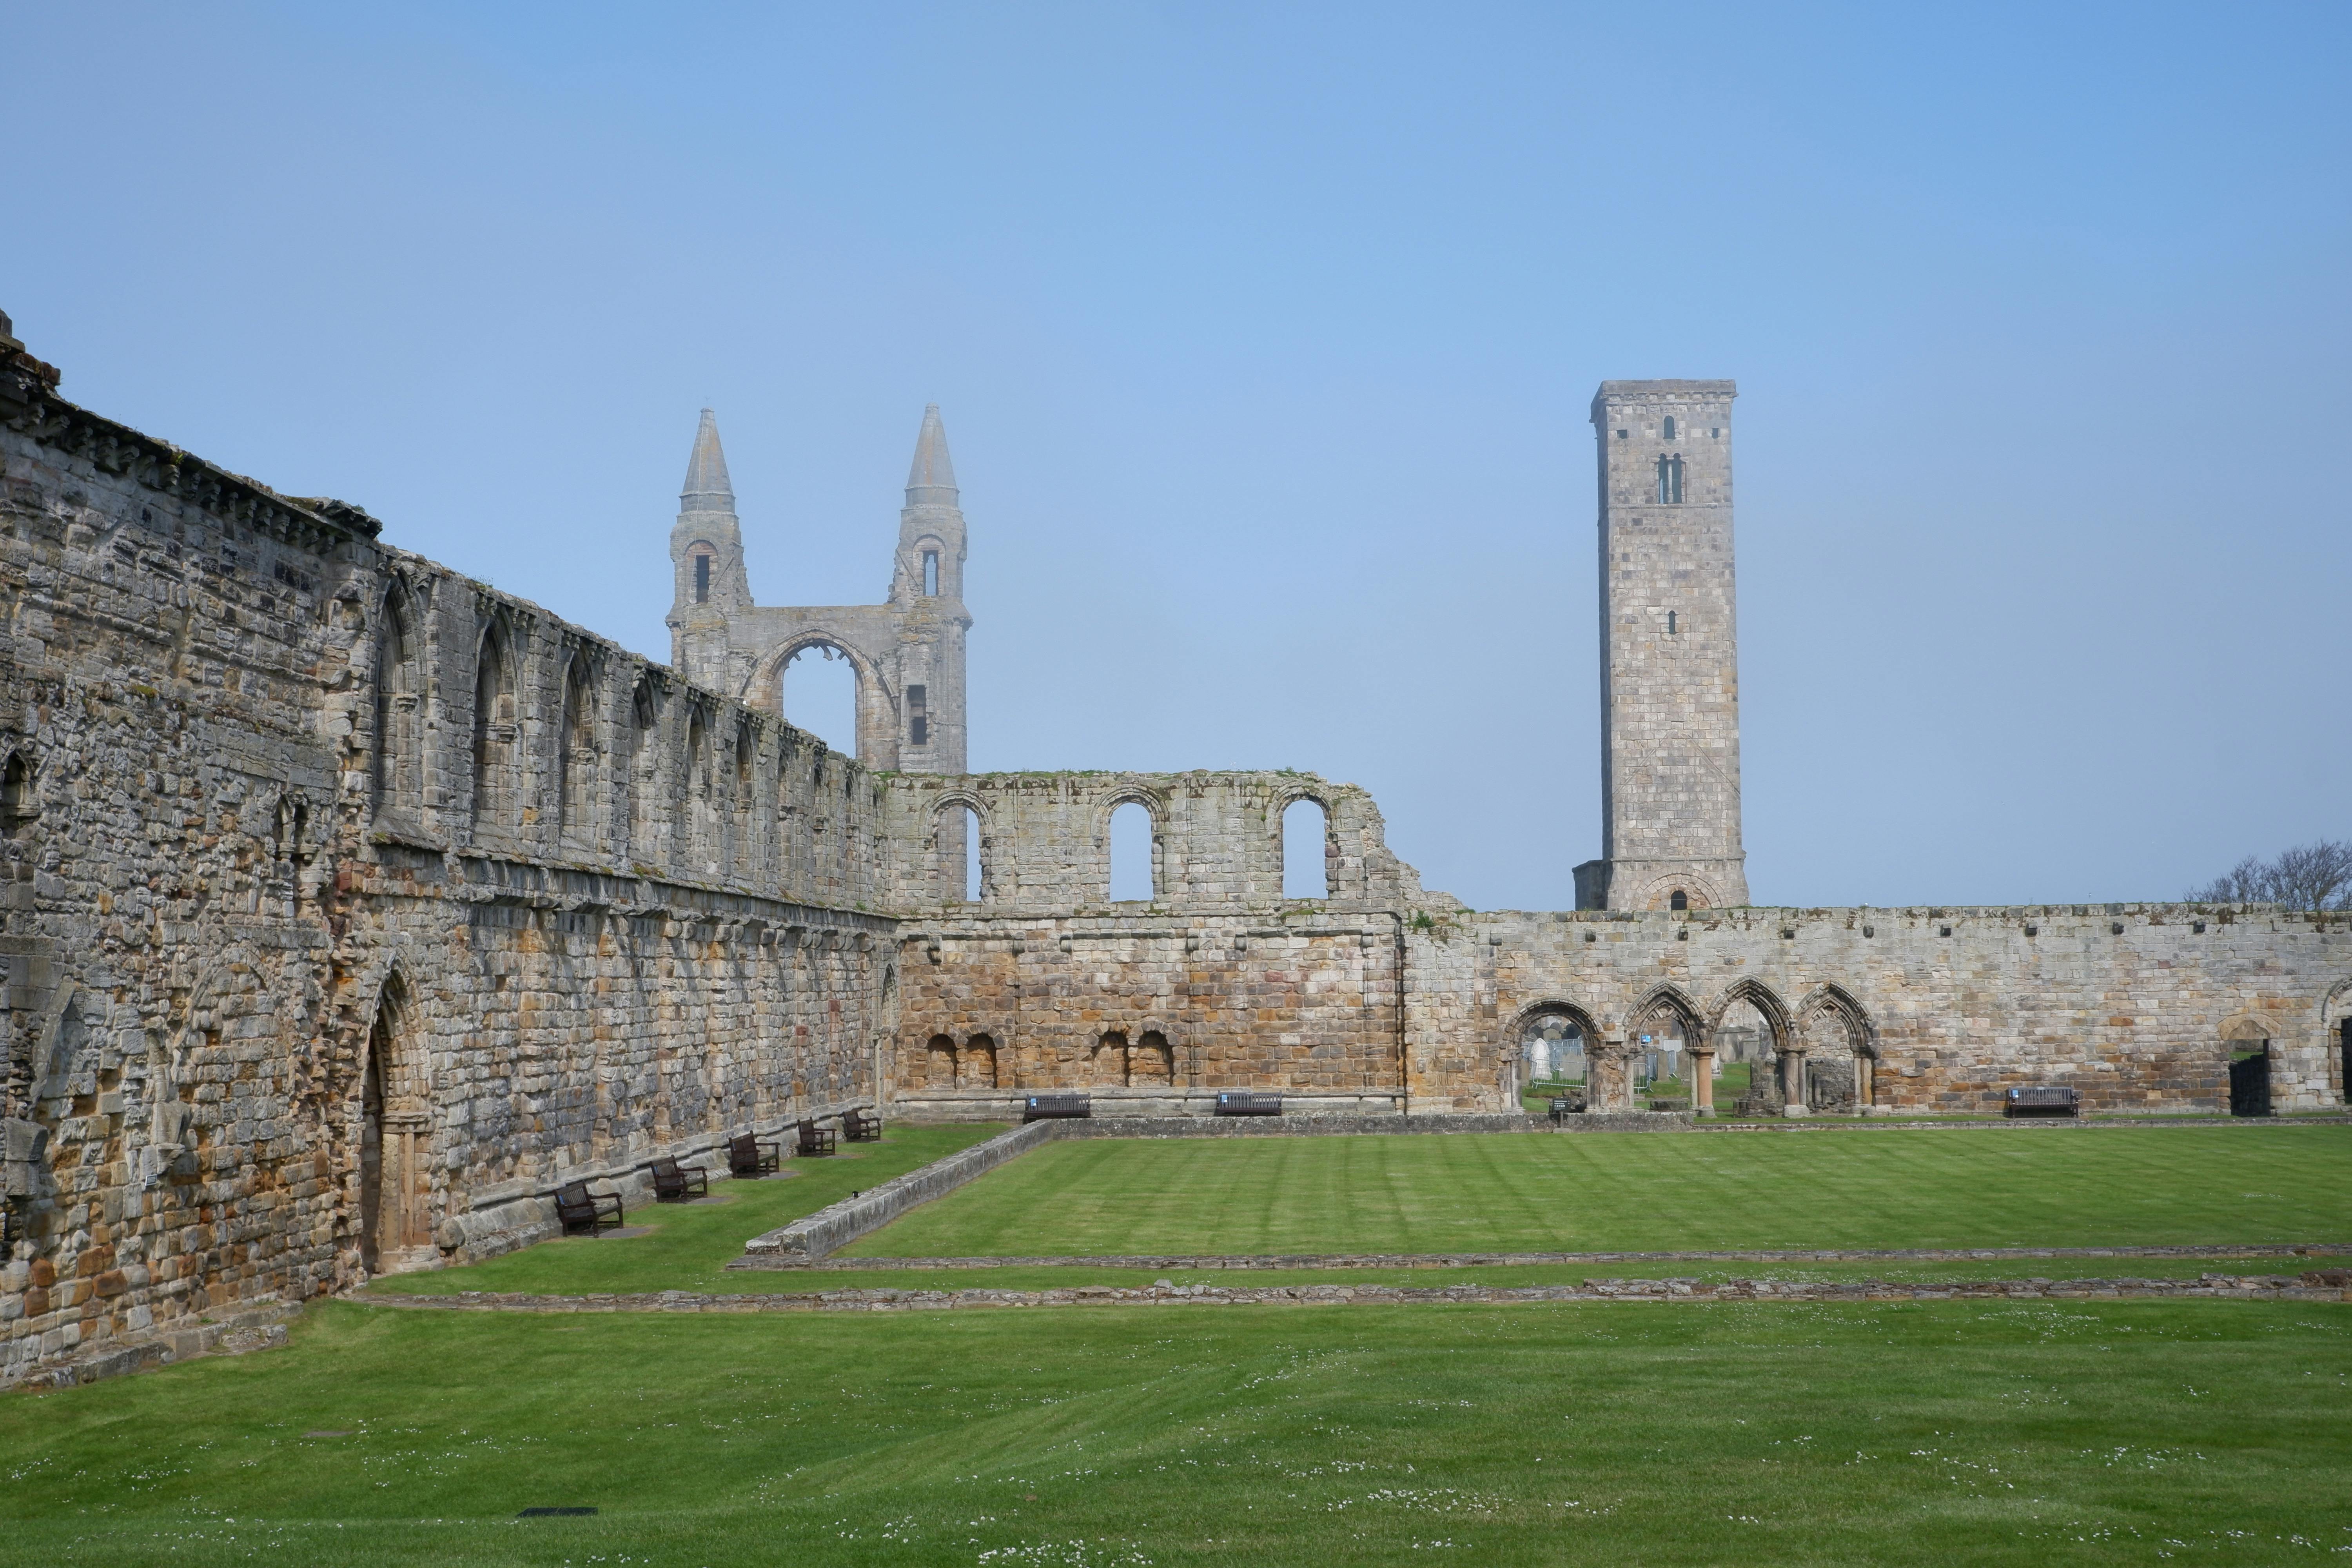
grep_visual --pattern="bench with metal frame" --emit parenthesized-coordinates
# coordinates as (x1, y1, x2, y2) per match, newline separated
(1213, 1091, 1283, 1117)
(2003, 1085, 2080, 1118)
(555, 1180, 625, 1235)
(1024, 1093, 1091, 1122)
(1546, 1095, 1586, 1124)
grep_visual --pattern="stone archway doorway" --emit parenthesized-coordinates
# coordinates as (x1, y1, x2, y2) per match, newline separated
(358, 984, 434, 1275)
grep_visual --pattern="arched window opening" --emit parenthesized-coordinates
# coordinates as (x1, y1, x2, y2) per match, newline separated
(1669, 889, 1688, 911)
(1666, 610, 1678, 636)
(907, 685, 928, 748)
(780, 644, 857, 755)
(924, 1034, 957, 1090)
(1630, 1008, 1690, 1104)
(1133, 1031, 1173, 1087)
(1716, 994, 1775, 1113)
(1655, 453, 1686, 504)
(1094, 1031, 1129, 1087)
(1517, 1013, 1586, 1110)
(373, 589, 423, 820)
(0, 751, 36, 839)
(939, 804, 984, 902)
(557, 660, 597, 842)
(1109, 801, 1154, 902)
(1662, 416, 1677, 440)
(963, 1033, 999, 1090)
(686, 711, 717, 874)
(470, 627, 518, 832)
(1282, 798, 1329, 900)
(628, 682, 660, 858)
(923, 550, 940, 596)
(693, 552, 711, 604)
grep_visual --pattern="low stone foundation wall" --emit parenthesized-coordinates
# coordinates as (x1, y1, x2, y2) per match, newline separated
(1056, 1111, 1689, 1138)
(738, 1120, 1056, 1264)
(889, 1089, 1410, 1122)
(4, 1299, 300, 1392)
(373, 1271, 2352, 1317)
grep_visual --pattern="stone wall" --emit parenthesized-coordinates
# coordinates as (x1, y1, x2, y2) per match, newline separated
(0, 338, 891, 1386)
(1406, 905, 2352, 1114)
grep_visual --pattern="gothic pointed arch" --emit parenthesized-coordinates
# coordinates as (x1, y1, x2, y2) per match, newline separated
(742, 632, 894, 765)
(1708, 978, 1795, 1051)
(470, 614, 520, 835)
(1793, 983, 1878, 1058)
(556, 645, 600, 845)
(372, 579, 425, 822)
(1627, 982, 1706, 1043)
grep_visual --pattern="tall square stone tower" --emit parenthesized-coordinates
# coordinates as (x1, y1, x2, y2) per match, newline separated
(1572, 379, 1749, 911)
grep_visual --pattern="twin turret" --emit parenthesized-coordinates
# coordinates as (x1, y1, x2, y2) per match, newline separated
(665, 405, 973, 773)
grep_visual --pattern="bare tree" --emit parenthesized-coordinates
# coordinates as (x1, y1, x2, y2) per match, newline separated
(2189, 840, 2352, 910)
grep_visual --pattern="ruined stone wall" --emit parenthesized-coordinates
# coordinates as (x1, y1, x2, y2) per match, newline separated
(1409, 905, 2352, 1114)
(880, 772, 1434, 1117)
(0, 345, 890, 1385)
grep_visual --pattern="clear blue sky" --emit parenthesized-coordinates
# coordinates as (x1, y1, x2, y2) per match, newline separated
(9, 3, 2347, 911)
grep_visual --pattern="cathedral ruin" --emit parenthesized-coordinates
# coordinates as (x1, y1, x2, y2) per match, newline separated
(0, 308, 2346, 1385)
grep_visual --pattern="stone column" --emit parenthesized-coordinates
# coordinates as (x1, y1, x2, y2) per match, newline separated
(1854, 1052, 1875, 1115)
(1592, 1038, 1629, 1112)
(1691, 1048, 1716, 1116)
(1779, 1047, 1810, 1119)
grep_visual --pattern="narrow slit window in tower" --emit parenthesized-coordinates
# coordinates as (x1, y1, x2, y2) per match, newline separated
(1655, 454, 1685, 504)
(923, 550, 939, 596)
(1662, 416, 1677, 440)
(1667, 610, 1677, 635)
(694, 554, 710, 603)
(908, 684, 928, 748)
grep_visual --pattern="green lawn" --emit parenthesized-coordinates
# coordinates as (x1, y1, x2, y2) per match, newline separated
(843, 1126, 2352, 1259)
(2, 1297, 2347, 1565)
(366, 1123, 1006, 1298)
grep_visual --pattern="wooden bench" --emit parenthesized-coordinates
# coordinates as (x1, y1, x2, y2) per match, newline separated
(728, 1133, 782, 1178)
(555, 1180, 624, 1235)
(1546, 1095, 1586, 1124)
(1214, 1091, 1282, 1117)
(1024, 1093, 1091, 1122)
(2004, 1085, 2080, 1118)
(842, 1106, 883, 1142)
(650, 1156, 709, 1202)
(795, 1118, 837, 1157)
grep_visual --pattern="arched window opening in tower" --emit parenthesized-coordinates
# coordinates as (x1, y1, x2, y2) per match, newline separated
(1283, 798, 1329, 900)
(1667, 610, 1677, 636)
(693, 553, 711, 604)
(907, 684, 928, 748)
(1655, 453, 1685, 504)
(780, 645, 857, 755)
(471, 626, 517, 831)
(1669, 889, 1688, 911)
(1110, 801, 1154, 902)
(1662, 416, 1677, 440)
(923, 550, 939, 596)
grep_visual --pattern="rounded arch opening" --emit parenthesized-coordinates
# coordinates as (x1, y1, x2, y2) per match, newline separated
(1510, 1002, 1595, 1111)
(1282, 796, 1329, 900)
(1109, 799, 1156, 902)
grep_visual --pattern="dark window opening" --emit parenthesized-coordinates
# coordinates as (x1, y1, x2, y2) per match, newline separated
(908, 684, 928, 748)
(1655, 453, 1685, 504)
(922, 550, 939, 596)
(0, 752, 34, 838)
(1669, 889, 1688, 911)
(1662, 416, 1677, 440)
(1615, 428, 1628, 440)
(1711, 426, 1722, 437)
(694, 554, 710, 603)
(1667, 610, 1678, 635)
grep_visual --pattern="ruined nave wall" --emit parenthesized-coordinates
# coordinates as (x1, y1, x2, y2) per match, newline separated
(0, 346, 891, 1387)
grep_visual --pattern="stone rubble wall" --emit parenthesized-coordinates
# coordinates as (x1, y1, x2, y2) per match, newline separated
(0, 361, 891, 1388)
(1406, 905, 2352, 1113)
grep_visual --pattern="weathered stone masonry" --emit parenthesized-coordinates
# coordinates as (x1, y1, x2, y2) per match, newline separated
(0, 324, 891, 1385)
(0, 313, 2345, 1388)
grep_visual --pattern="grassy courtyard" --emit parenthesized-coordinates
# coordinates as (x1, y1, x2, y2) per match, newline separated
(5, 1294, 2350, 1566)
(842, 1125, 2352, 1259)
(11, 1122, 2352, 1565)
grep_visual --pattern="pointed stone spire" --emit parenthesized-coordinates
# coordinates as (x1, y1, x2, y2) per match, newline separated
(904, 404, 958, 506)
(681, 408, 734, 510)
